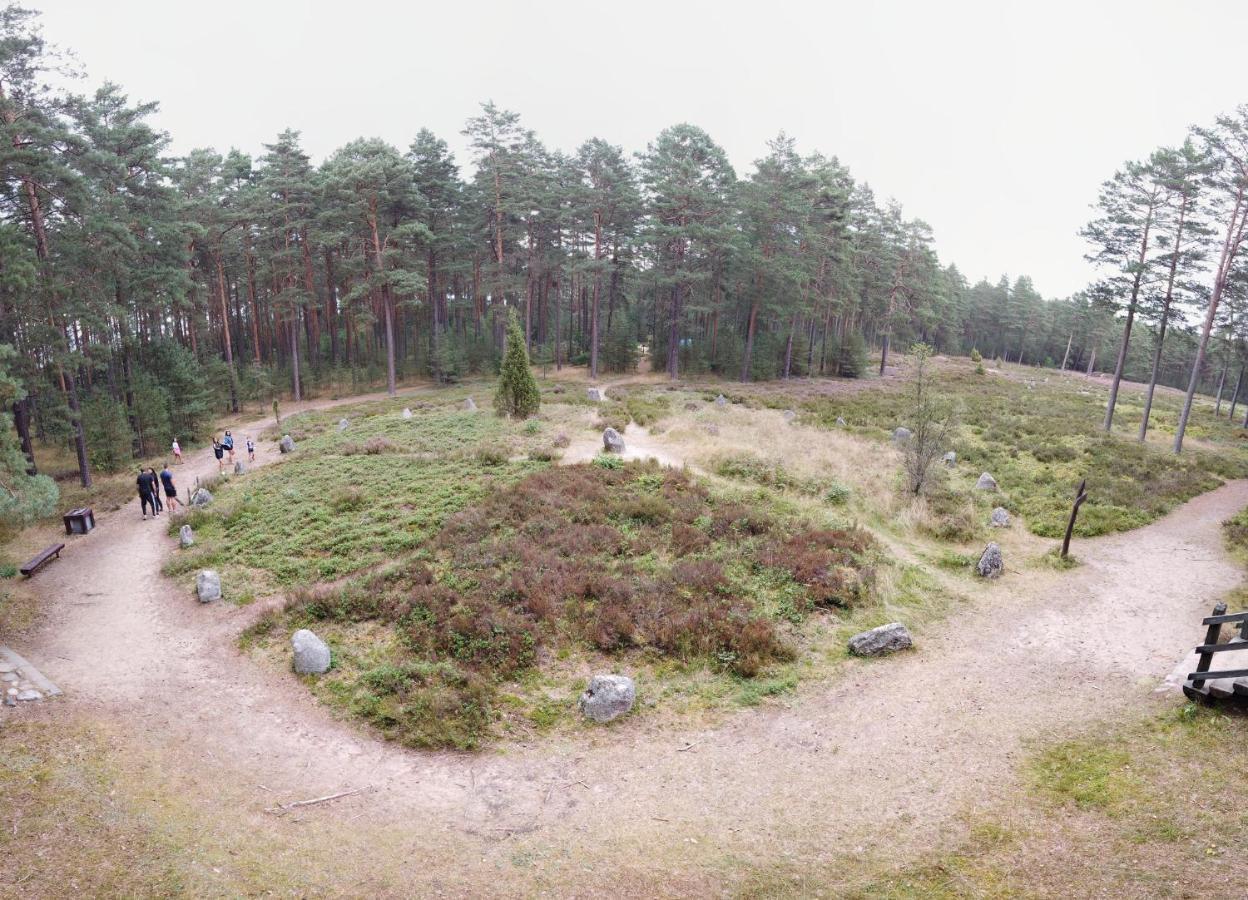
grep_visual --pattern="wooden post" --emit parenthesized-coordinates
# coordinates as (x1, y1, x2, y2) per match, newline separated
(1060, 479, 1088, 559)
(1192, 601, 1228, 687)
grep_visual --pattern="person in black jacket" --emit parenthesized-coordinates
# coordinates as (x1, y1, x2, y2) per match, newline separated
(137, 467, 158, 520)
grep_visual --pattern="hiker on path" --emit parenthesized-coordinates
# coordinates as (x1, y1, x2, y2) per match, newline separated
(223, 430, 235, 463)
(171, 438, 182, 464)
(160, 464, 178, 513)
(212, 437, 225, 474)
(137, 467, 158, 520)
(246, 436, 255, 463)
(149, 468, 164, 515)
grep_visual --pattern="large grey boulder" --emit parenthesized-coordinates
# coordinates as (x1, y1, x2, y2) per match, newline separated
(279, 434, 295, 454)
(196, 569, 222, 602)
(292, 629, 331, 675)
(714, 394, 728, 407)
(976, 543, 1004, 579)
(179, 524, 194, 548)
(579, 674, 635, 723)
(990, 507, 1011, 528)
(893, 427, 912, 445)
(189, 487, 213, 508)
(463, 397, 477, 412)
(975, 471, 998, 491)
(848, 622, 914, 657)
(337, 418, 350, 432)
(587, 387, 605, 402)
(943, 451, 957, 467)
(602, 427, 625, 454)
(402, 407, 413, 419)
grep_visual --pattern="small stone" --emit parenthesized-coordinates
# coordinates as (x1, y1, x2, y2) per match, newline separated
(579, 674, 636, 723)
(179, 524, 195, 548)
(848, 622, 913, 657)
(703, 424, 720, 436)
(714, 394, 728, 407)
(684, 402, 699, 411)
(196, 569, 222, 603)
(976, 542, 1004, 579)
(975, 472, 998, 491)
(233, 461, 246, 475)
(189, 487, 213, 508)
(990, 507, 1011, 528)
(602, 427, 625, 454)
(463, 397, 477, 412)
(836, 416, 847, 427)
(942, 451, 957, 467)
(337, 418, 350, 432)
(402, 408, 413, 419)
(15, 689, 42, 701)
(279, 434, 295, 453)
(783, 409, 796, 422)
(292, 629, 331, 675)
(892, 427, 912, 445)
(587, 387, 605, 402)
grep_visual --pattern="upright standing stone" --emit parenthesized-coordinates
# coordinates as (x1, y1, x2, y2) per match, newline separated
(836, 416, 847, 427)
(179, 524, 195, 548)
(279, 434, 295, 453)
(848, 622, 914, 657)
(714, 394, 728, 407)
(602, 427, 625, 454)
(942, 451, 957, 467)
(587, 387, 605, 402)
(189, 487, 213, 508)
(975, 472, 998, 491)
(579, 674, 636, 723)
(292, 629, 332, 675)
(976, 543, 1004, 579)
(893, 427, 912, 445)
(196, 570, 222, 602)
(402, 408, 413, 419)
(464, 397, 477, 411)
(234, 461, 246, 475)
(990, 507, 1011, 528)
(337, 418, 350, 432)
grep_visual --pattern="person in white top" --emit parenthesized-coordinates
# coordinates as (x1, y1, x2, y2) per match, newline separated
(172, 438, 182, 464)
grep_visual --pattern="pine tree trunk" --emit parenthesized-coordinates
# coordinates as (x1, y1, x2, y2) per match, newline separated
(1060, 332, 1072, 371)
(1214, 362, 1228, 416)
(1229, 365, 1244, 422)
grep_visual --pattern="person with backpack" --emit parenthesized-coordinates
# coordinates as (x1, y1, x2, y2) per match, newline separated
(222, 430, 235, 462)
(137, 467, 158, 520)
(160, 463, 178, 513)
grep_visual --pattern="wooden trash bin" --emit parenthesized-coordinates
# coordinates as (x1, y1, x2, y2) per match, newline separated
(63, 507, 95, 535)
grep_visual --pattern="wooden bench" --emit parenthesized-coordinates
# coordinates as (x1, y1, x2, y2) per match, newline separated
(20, 543, 64, 578)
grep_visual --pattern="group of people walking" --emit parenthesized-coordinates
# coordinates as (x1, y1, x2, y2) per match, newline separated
(136, 430, 256, 520)
(137, 464, 178, 520)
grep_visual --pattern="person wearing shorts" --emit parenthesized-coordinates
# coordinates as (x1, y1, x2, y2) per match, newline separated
(172, 438, 182, 464)
(149, 468, 164, 515)
(223, 431, 235, 462)
(213, 438, 225, 473)
(160, 464, 178, 512)
(246, 437, 255, 462)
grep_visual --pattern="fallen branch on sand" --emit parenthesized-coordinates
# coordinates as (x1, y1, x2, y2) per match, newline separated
(265, 786, 371, 816)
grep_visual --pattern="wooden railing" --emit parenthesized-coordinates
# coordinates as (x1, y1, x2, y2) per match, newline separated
(1187, 601, 1248, 694)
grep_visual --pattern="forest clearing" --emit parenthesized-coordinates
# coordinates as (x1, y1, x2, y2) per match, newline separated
(4, 1, 1248, 897)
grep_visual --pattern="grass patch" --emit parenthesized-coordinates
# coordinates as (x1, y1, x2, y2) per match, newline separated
(261, 461, 880, 749)
(805, 360, 1248, 538)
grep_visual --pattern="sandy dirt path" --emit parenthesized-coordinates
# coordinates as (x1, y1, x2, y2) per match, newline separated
(15, 389, 1248, 894)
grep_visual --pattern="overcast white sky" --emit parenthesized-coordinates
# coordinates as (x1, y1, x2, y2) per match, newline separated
(33, 0, 1248, 297)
